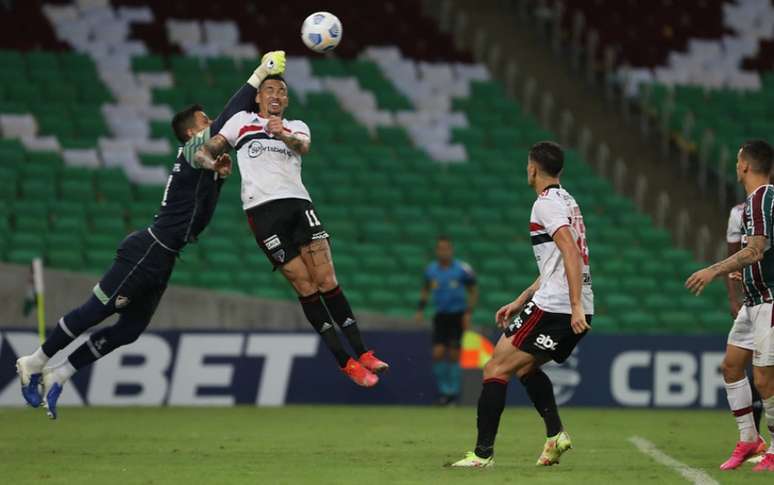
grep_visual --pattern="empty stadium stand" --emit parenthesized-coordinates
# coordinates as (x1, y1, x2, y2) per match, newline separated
(0, 0, 731, 334)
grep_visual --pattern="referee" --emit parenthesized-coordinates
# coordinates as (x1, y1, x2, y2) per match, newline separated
(416, 235, 478, 405)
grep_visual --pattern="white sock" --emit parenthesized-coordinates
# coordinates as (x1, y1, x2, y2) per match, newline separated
(50, 360, 77, 383)
(765, 395, 774, 454)
(725, 377, 757, 442)
(28, 347, 49, 369)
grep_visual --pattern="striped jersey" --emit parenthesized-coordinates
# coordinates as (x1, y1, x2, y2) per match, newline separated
(149, 84, 258, 251)
(218, 112, 311, 210)
(529, 184, 594, 314)
(741, 184, 774, 306)
(726, 203, 744, 244)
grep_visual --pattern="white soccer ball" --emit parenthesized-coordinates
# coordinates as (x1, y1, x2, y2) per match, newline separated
(301, 12, 342, 53)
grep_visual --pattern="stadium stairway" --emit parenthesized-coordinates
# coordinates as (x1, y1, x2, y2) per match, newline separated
(557, 0, 774, 189)
(0, 0, 733, 335)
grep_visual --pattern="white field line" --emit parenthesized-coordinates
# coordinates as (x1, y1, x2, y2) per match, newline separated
(628, 436, 719, 485)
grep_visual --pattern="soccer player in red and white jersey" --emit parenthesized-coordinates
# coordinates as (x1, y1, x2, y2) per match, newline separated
(686, 140, 774, 472)
(193, 74, 387, 388)
(718, 202, 767, 470)
(452, 141, 593, 468)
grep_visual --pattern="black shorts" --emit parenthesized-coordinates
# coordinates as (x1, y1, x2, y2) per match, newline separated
(432, 312, 464, 347)
(92, 229, 175, 323)
(502, 301, 591, 363)
(245, 198, 329, 268)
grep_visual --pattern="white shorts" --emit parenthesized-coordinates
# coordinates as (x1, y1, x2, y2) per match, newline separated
(729, 302, 774, 367)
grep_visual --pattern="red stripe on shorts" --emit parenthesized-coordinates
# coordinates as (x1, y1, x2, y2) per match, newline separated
(512, 308, 544, 349)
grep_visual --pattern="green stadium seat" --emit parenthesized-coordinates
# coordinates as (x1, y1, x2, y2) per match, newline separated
(47, 248, 84, 270)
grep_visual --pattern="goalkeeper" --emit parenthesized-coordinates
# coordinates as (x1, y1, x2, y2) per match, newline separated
(14, 51, 287, 419)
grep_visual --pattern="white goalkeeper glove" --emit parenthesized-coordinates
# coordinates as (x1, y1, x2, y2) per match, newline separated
(247, 50, 286, 88)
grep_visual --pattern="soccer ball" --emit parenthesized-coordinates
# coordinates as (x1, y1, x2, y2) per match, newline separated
(301, 12, 342, 53)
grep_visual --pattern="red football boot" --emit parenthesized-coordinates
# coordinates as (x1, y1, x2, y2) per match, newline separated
(341, 358, 378, 387)
(359, 350, 389, 374)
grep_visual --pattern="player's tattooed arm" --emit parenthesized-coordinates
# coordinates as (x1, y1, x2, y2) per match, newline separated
(267, 115, 310, 155)
(725, 241, 744, 317)
(686, 235, 767, 295)
(194, 134, 233, 177)
(279, 132, 311, 155)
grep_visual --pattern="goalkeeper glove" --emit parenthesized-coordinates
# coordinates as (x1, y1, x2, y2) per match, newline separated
(247, 50, 286, 88)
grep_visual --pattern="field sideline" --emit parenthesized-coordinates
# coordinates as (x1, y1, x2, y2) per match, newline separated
(0, 405, 769, 484)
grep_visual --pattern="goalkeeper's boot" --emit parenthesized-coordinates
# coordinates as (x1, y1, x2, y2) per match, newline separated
(341, 358, 378, 387)
(16, 356, 43, 407)
(42, 366, 65, 420)
(536, 431, 572, 466)
(753, 453, 774, 472)
(720, 436, 766, 470)
(449, 451, 494, 468)
(358, 350, 389, 374)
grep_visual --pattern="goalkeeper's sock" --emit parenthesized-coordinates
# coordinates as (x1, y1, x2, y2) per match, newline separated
(322, 286, 368, 356)
(522, 370, 563, 437)
(41, 296, 112, 357)
(299, 293, 350, 367)
(475, 378, 508, 459)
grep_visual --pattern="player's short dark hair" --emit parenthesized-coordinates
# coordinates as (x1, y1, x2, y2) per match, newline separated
(740, 139, 774, 175)
(528, 141, 564, 177)
(171, 104, 204, 143)
(437, 235, 452, 244)
(259, 74, 287, 90)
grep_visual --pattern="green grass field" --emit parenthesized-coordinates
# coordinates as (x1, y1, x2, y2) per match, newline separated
(0, 406, 770, 484)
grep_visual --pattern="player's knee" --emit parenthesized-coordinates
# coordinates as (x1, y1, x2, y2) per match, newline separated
(721, 357, 745, 382)
(432, 345, 446, 361)
(315, 272, 338, 293)
(753, 370, 774, 397)
(287, 274, 316, 296)
(483, 358, 509, 380)
(447, 347, 460, 362)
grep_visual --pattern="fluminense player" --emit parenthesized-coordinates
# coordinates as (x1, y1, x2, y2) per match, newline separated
(686, 140, 774, 472)
(717, 200, 767, 470)
(14, 52, 287, 419)
(194, 74, 388, 387)
(451, 141, 593, 468)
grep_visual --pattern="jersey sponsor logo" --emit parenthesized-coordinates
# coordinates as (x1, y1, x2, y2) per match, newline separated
(246, 140, 293, 159)
(247, 140, 265, 158)
(535, 334, 558, 351)
(263, 235, 281, 250)
(172, 163, 181, 173)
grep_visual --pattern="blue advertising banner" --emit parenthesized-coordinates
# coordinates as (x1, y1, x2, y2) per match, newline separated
(0, 329, 729, 408)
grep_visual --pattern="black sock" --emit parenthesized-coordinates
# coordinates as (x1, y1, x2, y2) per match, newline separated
(299, 293, 350, 367)
(42, 296, 113, 357)
(751, 378, 763, 432)
(322, 286, 368, 356)
(521, 370, 563, 437)
(474, 378, 508, 459)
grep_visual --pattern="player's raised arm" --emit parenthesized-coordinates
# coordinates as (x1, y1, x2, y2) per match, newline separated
(214, 51, 287, 128)
(686, 236, 767, 296)
(553, 226, 589, 334)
